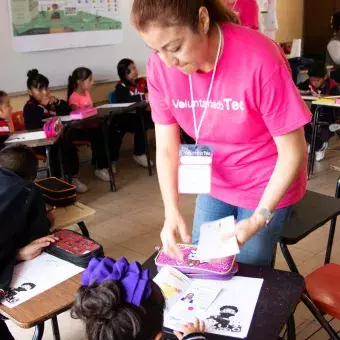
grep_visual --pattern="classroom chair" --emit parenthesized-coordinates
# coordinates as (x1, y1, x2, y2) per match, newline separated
(279, 181, 340, 340)
(108, 90, 117, 104)
(9, 111, 25, 131)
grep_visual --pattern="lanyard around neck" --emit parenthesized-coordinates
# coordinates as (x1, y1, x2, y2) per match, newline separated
(188, 24, 223, 144)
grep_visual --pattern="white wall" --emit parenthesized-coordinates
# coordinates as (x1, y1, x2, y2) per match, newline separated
(0, 0, 151, 93)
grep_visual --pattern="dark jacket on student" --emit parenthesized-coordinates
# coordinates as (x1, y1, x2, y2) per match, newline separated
(23, 96, 70, 130)
(0, 168, 50, 293)
(115, 78, 148, 103)
(0, 119, 10, 150)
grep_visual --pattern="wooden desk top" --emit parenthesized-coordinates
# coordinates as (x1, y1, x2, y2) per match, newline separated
(312, 101, 340, 108)
(0, 274, 81, 328)
(51, 202, 96, 231)
(5, 129, 59, 148)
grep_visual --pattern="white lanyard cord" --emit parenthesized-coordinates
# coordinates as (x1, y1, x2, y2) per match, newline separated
(189, 24, 223, 144)
(232, 0, 239, 10)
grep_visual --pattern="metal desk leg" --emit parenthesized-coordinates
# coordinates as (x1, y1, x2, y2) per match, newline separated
(32, 323, 44, 340)
(301, 293, 340, 340)
(78, 221, 90, 237)
(140, 113, 152, 176)
(103, 117, 116, 192)
(57, 146, 66, 181)
(286, 314, 296, 340)
(279, 241, 299, 273)
(51, 316, 61, 340)
(46, 146, 53, 177)
(308, 106, 320, 179)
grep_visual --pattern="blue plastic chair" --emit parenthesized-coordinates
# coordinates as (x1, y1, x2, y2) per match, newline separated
(108, 91, 117, 104)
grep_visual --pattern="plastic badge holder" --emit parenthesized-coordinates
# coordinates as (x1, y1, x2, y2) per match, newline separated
(45, 230, 104, 268)
(70, 107, 98, 120)
(155, 244, 238, 280)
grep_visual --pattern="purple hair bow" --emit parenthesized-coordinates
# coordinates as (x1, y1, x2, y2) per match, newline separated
(81, 257, 152, 307)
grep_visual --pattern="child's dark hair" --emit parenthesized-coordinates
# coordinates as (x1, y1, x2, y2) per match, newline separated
(117, 58, 134, 86)
(308, 62, 327, 78)
(67, 67, 92, 100)
(0, 91, 8, 105)
(332, 12, 340, 34)
(27, 69, 49, 90)
(0, 145, 38, 181)
(71, 280, 165, 340)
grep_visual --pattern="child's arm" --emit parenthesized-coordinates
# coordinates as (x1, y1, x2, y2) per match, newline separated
(23, 103, 45, 130)
(16, 235, 58, 261)
(54, 99, 71, 116)
(116, 84, 143, 103)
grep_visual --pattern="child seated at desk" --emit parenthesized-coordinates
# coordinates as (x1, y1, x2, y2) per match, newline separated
(114, 58, 154, 170)
(23, 69, 88, 193)
(0, 91, 12, 150)
(68, 67, 117, 179)
(298, 61, 340, 161)
(72, 257, 206, 340)
(0, 145, 57, 340)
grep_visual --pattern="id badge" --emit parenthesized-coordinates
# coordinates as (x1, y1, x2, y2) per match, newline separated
(178, 145, 213, 194)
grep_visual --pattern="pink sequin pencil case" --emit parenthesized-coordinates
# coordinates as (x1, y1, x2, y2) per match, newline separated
(155, 244, 238, 280)
(70, 107, 98, 120)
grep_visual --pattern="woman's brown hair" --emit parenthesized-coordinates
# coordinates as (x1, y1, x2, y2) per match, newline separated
(132, 0, 240, 32)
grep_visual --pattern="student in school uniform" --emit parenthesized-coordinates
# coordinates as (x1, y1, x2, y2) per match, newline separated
(68, 67, 118, 178)
(0, 91, 12, 150)
(23, 69, 88, 193)
(112, 59, 155, 170)
(298, 61, 340, 161)
(0, 145, 57, 340)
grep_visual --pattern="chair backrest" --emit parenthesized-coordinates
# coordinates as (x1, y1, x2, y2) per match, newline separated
(108, 91, 117, 104)
(10, 111, 25, 131)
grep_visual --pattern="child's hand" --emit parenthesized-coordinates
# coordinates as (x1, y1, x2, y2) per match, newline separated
(16, 236, 58, 261)
(174, 318, 205, 339)
(49, 96, 58, 105)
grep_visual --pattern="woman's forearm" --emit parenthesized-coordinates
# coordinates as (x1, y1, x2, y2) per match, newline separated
(257, 129, 307, 214)
(155, 125, 181, 217)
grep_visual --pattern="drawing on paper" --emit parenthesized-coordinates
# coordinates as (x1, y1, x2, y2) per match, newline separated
(5, 282, 36, 304)
(10, 0, 122, 37)
(206, 305, 242, 333)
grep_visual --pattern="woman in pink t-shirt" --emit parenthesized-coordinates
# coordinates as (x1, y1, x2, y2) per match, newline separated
(226, 0, 259, 30)
(132, 0, 311, 266)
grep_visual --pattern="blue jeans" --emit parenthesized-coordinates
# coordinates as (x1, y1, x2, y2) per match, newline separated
(192, 195, 292, 267)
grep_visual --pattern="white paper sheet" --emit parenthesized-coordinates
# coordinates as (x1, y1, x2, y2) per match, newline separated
(164, 276, 263, 339)
(1, 253, 84, 308)
(196, 216, 240, 260)
(97, 103, 134, 109)
(6, 131, 46, 143)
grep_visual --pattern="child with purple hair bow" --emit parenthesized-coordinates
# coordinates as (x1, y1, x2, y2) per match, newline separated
(72, 257, 206, 340)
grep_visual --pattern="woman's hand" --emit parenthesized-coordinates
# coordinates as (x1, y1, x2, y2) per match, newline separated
(161, 210, 191, 260)
(16, 236, 59, 261)
(225, 214, 266, 247)
(174, 318, 205, 339)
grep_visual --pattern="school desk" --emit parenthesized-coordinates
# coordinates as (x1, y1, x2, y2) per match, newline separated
(143, 253, 305, 340)
(5, 129, 63, 178)
(0, 273, 81, 340)
(51, 201, 96, 237)
(59, 101, 152, 192)
(307, 101, 340, 178)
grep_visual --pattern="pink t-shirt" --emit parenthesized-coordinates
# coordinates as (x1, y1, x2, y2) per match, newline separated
(147, 23, 311, 210)
(69, 91, 93, 109)
(227, 0, 260, 30)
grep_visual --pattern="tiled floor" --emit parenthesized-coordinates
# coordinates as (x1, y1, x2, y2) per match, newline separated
(7, 141, 340, 339)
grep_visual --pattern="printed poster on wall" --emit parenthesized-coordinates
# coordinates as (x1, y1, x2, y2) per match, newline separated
(8, 0, 123, 52)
